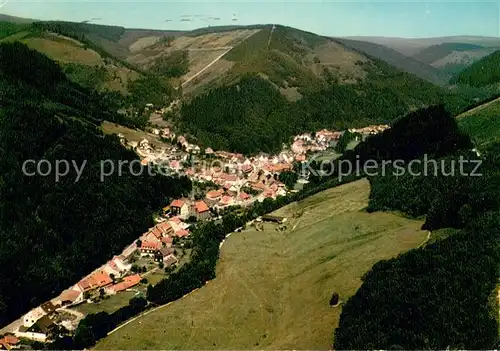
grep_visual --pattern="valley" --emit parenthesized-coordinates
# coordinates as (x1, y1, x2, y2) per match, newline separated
(0, 9, 499, 351)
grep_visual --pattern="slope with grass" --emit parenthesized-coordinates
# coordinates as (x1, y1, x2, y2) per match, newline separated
(96, 179, 427, 350)
(335, 147, 500, 349)
(125, 26, 262, 92)
(457, 98, 500, 151)
(0, 21, 29, 40)
(0, 24, 141, 93)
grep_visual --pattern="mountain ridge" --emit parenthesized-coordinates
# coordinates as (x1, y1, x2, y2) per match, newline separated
(334, 37, 451, 86)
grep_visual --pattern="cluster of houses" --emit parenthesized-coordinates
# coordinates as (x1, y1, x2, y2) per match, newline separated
(11, 214, 193, 344)
(348, 124, 390, 135)
(16, 301, 60, 343)
(0, 335, 19, 350)
(292, 129, 343, 157)
(118, 124, 390, 213)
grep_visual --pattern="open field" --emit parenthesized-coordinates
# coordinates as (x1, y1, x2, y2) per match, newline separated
(96, 179, 427, 350)
(75, 290, 143, 315)
(312, 150, 342, 162)
(23, 37, 103, 65)
(10, 34, 139, 92)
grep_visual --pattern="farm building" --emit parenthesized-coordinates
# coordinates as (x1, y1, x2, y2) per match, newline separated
(261, 215, 286, 223)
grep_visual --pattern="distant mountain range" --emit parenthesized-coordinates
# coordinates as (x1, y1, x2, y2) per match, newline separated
(343, 36, 500, 82)
(2, 12, 499, 87)
(343, 35, 500, 56)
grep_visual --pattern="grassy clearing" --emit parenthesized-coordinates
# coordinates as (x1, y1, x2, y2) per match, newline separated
(457, 98, 500, 151)
(96, 179, 427, 350)
(313, 150, 342, 162)
(22, 37, 103, 65)
(146, 272, 166, 286)
(75, 288, 146, 316)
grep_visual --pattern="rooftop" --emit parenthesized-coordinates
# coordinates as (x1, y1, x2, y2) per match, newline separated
(107, 274, 141, 293)
(194, 200, 210, 213)
(170, 199, 185, 208)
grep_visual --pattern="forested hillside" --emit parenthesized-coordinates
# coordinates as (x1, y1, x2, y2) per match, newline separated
(333, 105, 500, 349)
(451, 50, 500, 87)
(0, 42, 192, 326)
(177, 59, 472, 154)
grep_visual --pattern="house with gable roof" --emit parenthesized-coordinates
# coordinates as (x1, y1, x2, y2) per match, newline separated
(192, 200, 211, 220)
(170, 199, 190, 218)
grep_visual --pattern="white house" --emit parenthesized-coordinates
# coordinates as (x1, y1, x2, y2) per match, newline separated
(170, 199, 190, 218)
(23, 308, 46, 329)
(23, 302, 56, 329)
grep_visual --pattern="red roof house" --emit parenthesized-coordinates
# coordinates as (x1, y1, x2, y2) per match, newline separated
(77, 271, 113, 292)
(239, 192, 250, 201)
(170, 199, 189, 217)
(175, 228, 190, 238)
(206, 189, 223, 200)
(140, 241, 161, 254)
(193, 200, 210, 220)
(156, 221, 174, 235)
(105, 274, 141, 294)
(220, 195, 234, 206)
(0, 335, 20, 350)
(170, 199, 185, 208)
(162, 235, 173, 247)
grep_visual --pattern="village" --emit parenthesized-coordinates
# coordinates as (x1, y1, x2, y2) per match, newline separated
(0, 123, 389, 349)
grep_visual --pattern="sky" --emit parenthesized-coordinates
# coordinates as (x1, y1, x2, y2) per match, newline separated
(1, 0, 499, 38)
